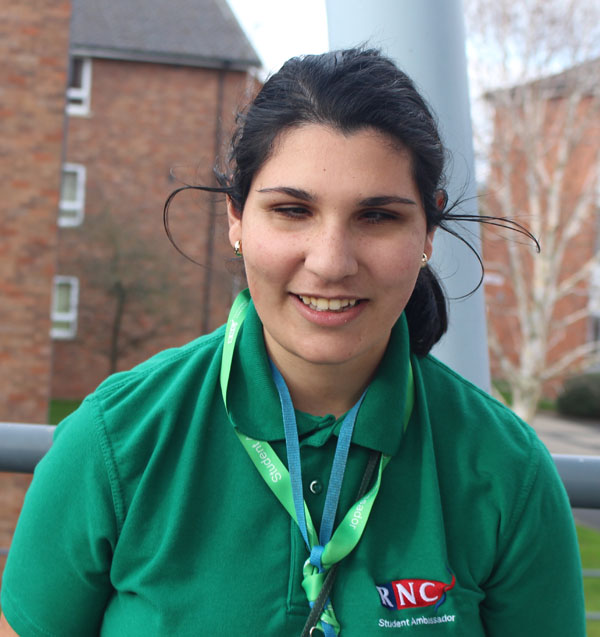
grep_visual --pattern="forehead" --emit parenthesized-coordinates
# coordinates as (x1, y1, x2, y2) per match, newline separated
(252, 124, 416, 196)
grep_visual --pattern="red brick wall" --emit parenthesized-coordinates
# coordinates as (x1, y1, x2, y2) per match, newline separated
(0, 474, 33, 577)
(0, 0, 71, 575)
(51, 59, 255, 399)
(0, 0, 70, 421)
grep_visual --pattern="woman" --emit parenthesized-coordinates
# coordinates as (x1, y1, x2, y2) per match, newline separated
(1, 48, 585, 636)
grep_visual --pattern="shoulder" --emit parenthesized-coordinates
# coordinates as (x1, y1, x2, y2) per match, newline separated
(79, 323, 226, 435)
(55, 326, 226, 449)
(415, 356, 575, 574)
(417, 353, 538, 453)
(414, 354, 560, 520)
(91, 326, 226, 410)
(49, 327, 228, 515)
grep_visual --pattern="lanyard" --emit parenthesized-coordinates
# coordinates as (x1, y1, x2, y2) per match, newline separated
(270, 360, 366, 553)
(220, 290, 414, 635)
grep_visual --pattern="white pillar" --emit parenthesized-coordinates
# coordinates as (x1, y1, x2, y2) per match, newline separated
(326, 0, 490, 391)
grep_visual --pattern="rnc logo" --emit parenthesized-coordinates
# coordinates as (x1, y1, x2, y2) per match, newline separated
(376, 572, 456, 611)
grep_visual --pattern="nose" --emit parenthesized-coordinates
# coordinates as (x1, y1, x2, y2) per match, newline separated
(303, 223, 359, 282)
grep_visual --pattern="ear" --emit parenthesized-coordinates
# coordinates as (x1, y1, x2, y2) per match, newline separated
(424, 226, 436, 261)
(435, 188, 448, 211)
(227, 196, 242, 248)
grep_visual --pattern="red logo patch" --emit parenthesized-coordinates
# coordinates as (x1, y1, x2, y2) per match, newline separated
(376, 572, 456, 610)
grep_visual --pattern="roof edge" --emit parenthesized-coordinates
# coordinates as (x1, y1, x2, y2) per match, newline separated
(70, 45, 261, 71)
(484, 57, 600, 102)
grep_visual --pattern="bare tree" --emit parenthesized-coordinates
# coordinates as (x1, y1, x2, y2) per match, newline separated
(464, 0, 600, 422)
(76, 207, 194, 375)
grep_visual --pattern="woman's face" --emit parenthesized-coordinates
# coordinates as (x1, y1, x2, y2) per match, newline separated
(228, 124, 435, 374)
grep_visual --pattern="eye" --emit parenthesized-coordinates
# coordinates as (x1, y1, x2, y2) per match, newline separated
(273, 206, 311, 219)
(361, 209, 400, 224)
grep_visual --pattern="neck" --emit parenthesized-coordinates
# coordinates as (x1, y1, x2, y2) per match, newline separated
(265, 336, 390, 418)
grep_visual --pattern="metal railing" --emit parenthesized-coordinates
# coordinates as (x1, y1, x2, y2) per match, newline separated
(1, 422, 600, 621)
(0, 422, 56, 473)
(551, 454, 600, 509)
(6, 423, 600, 504)
(1, 423, 599, 503)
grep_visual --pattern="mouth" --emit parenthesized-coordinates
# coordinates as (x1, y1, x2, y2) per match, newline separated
(296, 294, 361, 312)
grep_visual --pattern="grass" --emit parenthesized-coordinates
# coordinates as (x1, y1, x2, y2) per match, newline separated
(577, 524, 600, 635)
(47, 399, 82, 425)
(579, 524, 600, 566)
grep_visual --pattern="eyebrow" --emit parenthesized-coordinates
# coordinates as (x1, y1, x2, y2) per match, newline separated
(257, 187, 315, 201)
(257, 187, 417, 207)
(359, 195, 417, 207)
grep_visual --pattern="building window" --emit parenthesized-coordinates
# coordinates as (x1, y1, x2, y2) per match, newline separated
(66, 57, 92, 115)
(483, 272, 505, 287)
(58, 163, 86, 227)
(51, 276, 79, 339)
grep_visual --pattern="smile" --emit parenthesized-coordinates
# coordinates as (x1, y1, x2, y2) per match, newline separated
(298, 295, 359, 312)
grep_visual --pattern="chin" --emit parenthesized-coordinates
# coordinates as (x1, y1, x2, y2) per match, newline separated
(285, 342, 370, 368)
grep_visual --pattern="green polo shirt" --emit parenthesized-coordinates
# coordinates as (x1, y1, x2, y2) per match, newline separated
(1, 302, 585, 636)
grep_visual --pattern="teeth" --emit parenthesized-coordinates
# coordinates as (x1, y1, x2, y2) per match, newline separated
(299, 295, 358, 311)
(316, 298, 328, 310)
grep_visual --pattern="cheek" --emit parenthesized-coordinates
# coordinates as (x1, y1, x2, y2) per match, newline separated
(369, 244, 422, 285)
(242, 230, 298, 287)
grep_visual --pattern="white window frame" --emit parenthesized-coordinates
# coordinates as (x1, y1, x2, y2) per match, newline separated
(66, 57, 92, 116)
(483, 271, 505, 287)
(51, 276, 79, 340)
(58, 163, 86, 227)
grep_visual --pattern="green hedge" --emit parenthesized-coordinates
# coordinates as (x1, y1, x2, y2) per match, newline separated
(557, 373, 600, 419)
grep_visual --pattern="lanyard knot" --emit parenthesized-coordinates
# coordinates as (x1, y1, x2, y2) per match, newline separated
(302, 560, 340, 636)
(302, 559, 326, 603)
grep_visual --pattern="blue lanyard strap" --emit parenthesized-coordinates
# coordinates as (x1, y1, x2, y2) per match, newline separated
(270, 361, 367, 557)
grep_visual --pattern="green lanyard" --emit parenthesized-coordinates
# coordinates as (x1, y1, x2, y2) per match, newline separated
(220, 290, 414, 635)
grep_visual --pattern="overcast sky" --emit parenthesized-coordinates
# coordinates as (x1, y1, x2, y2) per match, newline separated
(226, 0, 330, 75)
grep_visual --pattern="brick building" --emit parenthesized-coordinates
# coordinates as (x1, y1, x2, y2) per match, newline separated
(1, 0, 259, 575)
(52, 0, 260, 399)
(482, 60, 600, 410)
(1, 1, 71, 427)
(1, 0, 72, 578)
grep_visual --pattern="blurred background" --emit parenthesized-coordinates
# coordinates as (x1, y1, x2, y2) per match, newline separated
(2, 0, 600, 627)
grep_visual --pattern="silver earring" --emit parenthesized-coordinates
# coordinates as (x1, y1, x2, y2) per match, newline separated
(421, 253, 428, 267)
(234, 240, 242, 257)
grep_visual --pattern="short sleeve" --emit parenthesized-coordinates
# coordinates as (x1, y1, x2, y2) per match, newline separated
(1, 397, 119, 637)
(480, 439, 586, 636)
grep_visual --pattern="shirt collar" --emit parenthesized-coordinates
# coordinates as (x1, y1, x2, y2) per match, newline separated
(226, 300, 413, 456)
